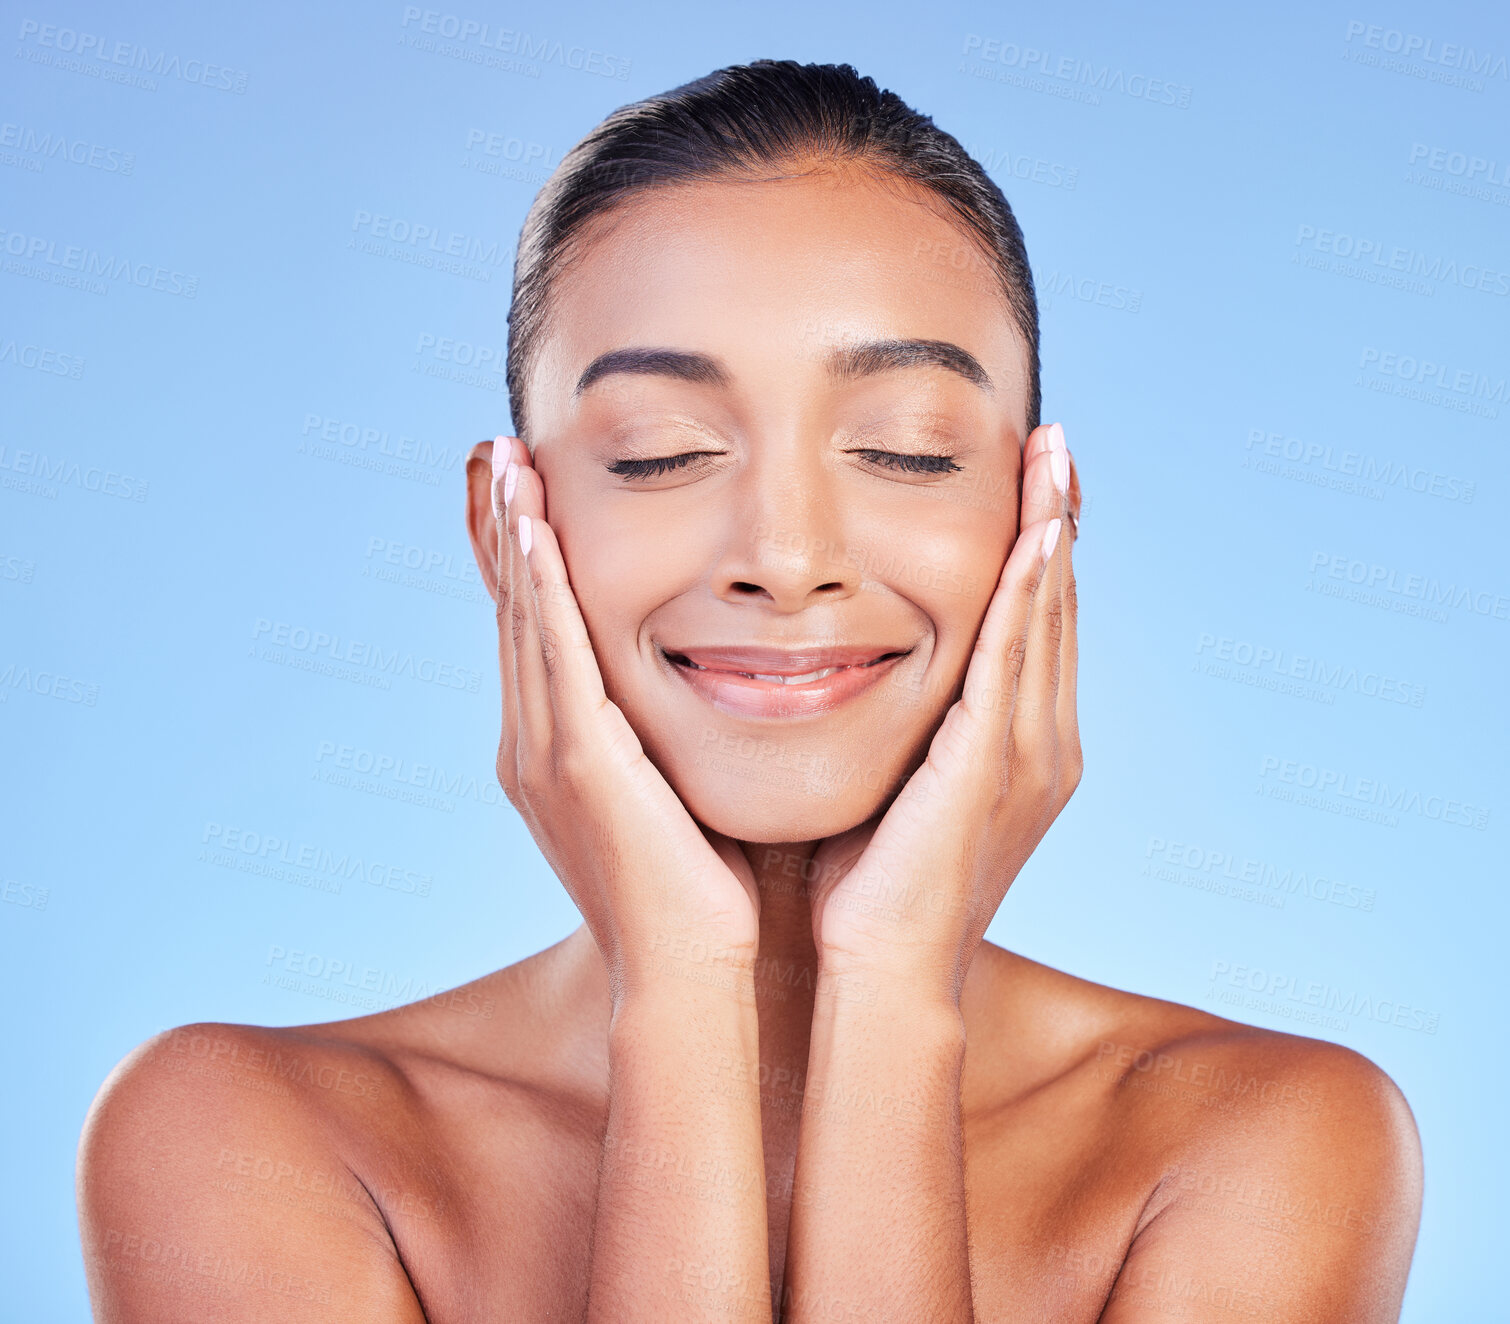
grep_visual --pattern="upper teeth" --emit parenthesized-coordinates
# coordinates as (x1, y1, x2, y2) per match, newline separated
(680, 660, 844, 684)
(748, 667, 840, 684)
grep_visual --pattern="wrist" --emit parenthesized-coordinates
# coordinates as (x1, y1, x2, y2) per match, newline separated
(606, 980, 762, 1082)
(611, 937, 759, 1018)
(814, 945, 966, 1015)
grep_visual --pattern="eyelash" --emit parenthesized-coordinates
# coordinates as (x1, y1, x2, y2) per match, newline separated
(606, 449, 963, 480)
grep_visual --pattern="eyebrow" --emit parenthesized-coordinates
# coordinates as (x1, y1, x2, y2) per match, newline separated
(573, 338, 994, 397)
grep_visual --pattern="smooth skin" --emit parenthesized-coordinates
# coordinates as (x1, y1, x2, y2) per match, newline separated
(77, 163, 1423, 1322)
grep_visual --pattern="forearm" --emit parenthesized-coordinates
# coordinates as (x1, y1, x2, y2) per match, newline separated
(783, 968, 972, 1322)
(590, 969, 772, 1322)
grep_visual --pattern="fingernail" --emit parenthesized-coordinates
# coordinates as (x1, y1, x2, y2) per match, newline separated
(504, 461, 518, 509)
(518, 514, 533, 557)
(1047, 421, 1066, 452)
(1042, 518, 1061, 564)
(1050, 448, 1069, 497)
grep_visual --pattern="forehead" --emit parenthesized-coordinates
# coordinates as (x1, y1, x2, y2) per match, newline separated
(531, 165, 1027, 415)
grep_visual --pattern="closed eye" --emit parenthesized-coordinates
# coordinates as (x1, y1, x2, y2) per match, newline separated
(606, 448, 964, 481)
(852, 449, 962, 475)
(606, 451, 720, 480)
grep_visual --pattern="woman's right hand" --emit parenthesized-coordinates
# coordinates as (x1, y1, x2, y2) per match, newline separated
(487, 436, 761, 998)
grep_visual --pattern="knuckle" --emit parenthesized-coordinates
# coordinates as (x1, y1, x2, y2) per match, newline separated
(553, 742, 596, 790)
(515, 747, 552, 797)
(494, 749, 521, 806)
(1003, 635, 1030, 682)
(510, 602, 530, 650)
(1062, 571, 1079, 620)
(1043, 590, 1065, 639)
(1062, 741, 1085, 793)
(1006, 739, 1053, 799)
(538, 625, 563, 676)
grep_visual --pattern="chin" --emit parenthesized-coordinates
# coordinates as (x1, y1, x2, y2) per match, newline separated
(667, 760, 905, 845)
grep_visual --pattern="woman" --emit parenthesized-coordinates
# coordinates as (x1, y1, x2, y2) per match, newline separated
(76, 60, 1422, 1321)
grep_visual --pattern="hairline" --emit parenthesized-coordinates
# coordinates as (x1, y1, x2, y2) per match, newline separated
(514, 165, 1033, 453)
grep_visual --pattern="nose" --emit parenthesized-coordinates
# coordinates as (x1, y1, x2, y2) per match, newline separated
(710, 455, 861, 614)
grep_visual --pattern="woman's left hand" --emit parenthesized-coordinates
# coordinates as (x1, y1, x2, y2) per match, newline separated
(806, 421, 1082, 1000)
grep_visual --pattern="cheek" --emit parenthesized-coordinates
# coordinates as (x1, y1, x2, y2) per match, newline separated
(907, 521, 1012, 704)
(555, 513, 687, 695)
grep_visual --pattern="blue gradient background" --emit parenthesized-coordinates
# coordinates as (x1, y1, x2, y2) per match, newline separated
(3, 1, 1506, 1318)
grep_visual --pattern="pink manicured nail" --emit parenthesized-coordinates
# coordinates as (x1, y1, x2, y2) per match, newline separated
(1047, 421, 1066, 452)
(518, 514, 533, 557)
(1050, 448, 1069, 496)
(504, 461, 518, 508)
(1042, 518, 1062, 564)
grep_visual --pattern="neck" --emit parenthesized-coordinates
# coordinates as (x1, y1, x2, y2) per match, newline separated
(740, 837, 825, 1024)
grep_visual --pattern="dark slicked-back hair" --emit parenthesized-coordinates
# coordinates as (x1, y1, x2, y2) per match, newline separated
(505, 58, 1040, 445)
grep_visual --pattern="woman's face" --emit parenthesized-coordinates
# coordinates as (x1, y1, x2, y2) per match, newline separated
(519, 164, 1029, 844)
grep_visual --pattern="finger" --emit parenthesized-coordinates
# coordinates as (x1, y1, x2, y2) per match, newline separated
(1042, 425, 1079, 743)
(957, 515, 1057, 747)
(506, 454, 554, 772)
(513, 505, 618, 755)
(1056, 458, 1081, 787)
(1011, 513, 1064, 783)
(1056, 530, 1081, 782)
(492, 437, 522, 765)
(1019, 421, 1067, 535)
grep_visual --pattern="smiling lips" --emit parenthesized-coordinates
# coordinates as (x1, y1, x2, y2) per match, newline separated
(661, 644, 912, 718)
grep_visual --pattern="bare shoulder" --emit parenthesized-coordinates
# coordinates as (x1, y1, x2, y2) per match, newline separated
(76, 943, 609, 1320)
(76, 1019, 428, 1321)
(1104, 1023, 1423, 1321)
(988, 948, 1424, 1321)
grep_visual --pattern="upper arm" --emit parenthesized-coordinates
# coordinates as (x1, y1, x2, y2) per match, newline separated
(76, 1024, 429, 1323)
(1099, 1040, 1423, 1324)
